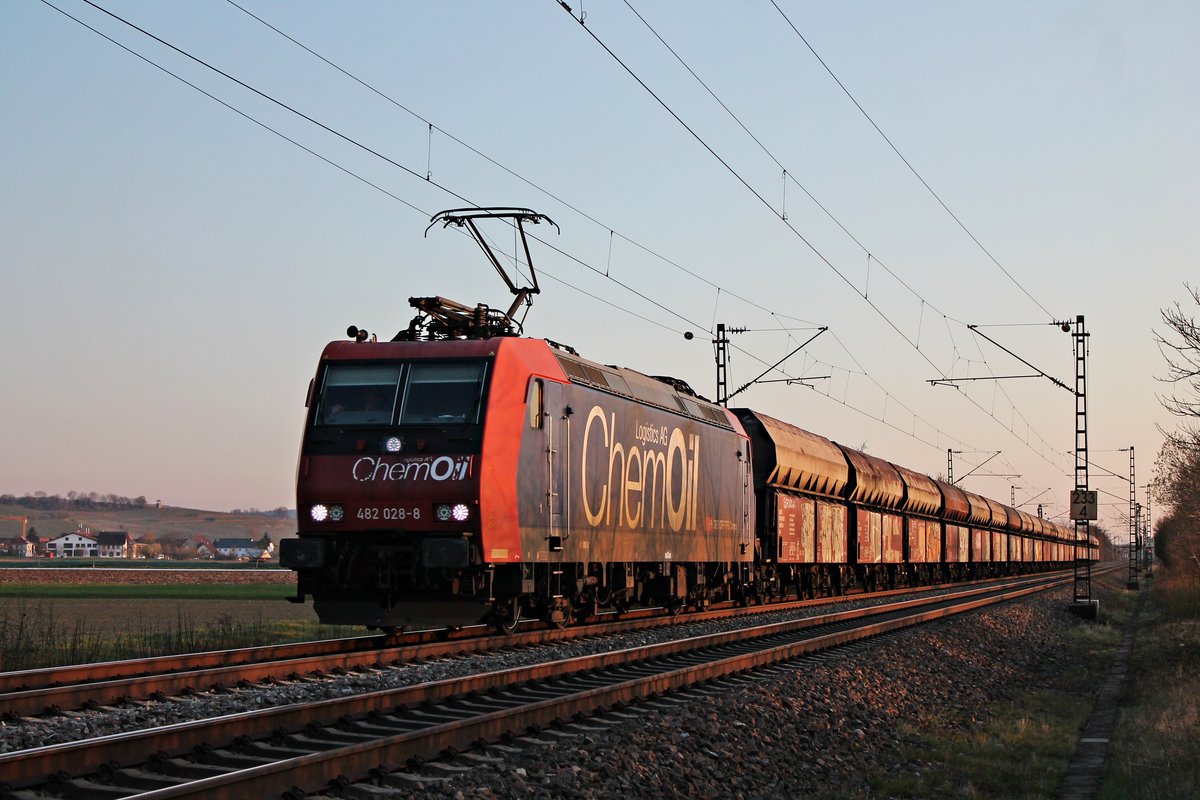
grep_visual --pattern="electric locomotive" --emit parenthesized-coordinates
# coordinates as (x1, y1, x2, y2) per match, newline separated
(282, 209, 754, 631)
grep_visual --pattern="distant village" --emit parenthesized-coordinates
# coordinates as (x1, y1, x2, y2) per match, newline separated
(0, 491, 287, 562)
(0, 525, 275, 562)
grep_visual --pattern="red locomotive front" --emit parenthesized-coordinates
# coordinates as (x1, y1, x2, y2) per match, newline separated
(284, 336, 551, 628)
(282, 332, 756, 631)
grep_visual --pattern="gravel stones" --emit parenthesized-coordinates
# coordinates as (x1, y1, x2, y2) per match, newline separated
(344, 587, 1082, 800)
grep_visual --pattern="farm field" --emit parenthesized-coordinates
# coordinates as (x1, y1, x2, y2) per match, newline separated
(0, 565, 345, 669)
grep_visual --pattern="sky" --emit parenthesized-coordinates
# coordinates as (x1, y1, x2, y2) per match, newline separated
(1, 1, 1194, 538)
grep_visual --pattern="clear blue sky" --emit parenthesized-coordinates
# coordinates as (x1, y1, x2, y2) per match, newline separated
(2, 1, 1193, 538)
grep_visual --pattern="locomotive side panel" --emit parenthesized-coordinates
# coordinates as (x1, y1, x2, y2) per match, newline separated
(516, 382, 752, 565)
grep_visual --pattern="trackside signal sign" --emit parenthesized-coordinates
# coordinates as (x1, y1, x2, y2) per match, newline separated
(1070, 490, 1098, 521)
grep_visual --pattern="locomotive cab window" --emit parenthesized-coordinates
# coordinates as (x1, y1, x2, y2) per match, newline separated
(317, 365, 401, 425)
(528, 378, 544, 429)
(400, 362, 487, 424)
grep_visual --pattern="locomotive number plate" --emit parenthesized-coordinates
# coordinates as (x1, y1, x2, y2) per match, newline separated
(357, 507, 422, 521)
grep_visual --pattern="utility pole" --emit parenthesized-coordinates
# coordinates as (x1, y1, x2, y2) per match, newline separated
(714, 323, 730, 408)
(932, 315, 1092, 615)
(1125, 447, 1138, 590)
(713, 323, 824, 407)
(713, 324, 746, 407)
(1071, 315, 1096, 617)
(1144, 485, 1153, 577)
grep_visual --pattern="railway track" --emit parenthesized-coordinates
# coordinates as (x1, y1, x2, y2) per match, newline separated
(0, 573, 1063, 719)
(0, 572, 1073, 799)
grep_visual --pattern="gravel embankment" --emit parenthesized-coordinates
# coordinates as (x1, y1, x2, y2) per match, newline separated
(326, 586, 1087, 800)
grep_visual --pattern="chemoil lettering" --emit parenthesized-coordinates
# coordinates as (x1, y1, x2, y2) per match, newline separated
(351, 455, 471, 482)
(581, 405, 700, 533)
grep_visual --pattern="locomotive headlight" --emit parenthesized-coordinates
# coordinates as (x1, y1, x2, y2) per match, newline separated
(434, 503, 471, 523)
(310, 504, 344, 523)
(384, 436, 402, 453)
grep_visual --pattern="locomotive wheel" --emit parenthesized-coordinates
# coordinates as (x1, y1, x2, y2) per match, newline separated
(546, 600, 575, 629)
(494, 600, 523, 635)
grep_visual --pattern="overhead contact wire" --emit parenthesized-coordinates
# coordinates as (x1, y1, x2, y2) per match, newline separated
(584, 1, 1070, 475)
(769, 0, 1054, 320)
(224, 0, 808, 328)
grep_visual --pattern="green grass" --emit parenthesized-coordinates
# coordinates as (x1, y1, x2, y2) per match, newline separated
(857, 593, 1125, 800)
(1098, 571, 1200, 800)
(0, 583, 294, 600)
(0, 597, 355, 670)
(873, 690, 1091, 800)
(852, 574, 1200, 800)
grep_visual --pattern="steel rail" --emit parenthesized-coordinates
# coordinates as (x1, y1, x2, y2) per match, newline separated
(0, 635, 386, 695)
(128, 575, 1074, 799)
(0, 573, 1076, 794)
(0, 572, 1065, 717)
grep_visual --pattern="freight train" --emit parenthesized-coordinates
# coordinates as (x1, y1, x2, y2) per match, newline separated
(280, 209, 1097, 632)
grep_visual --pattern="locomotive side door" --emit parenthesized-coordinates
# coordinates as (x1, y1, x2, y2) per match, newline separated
(739, 447, 753, 557)
(540, 380, 567, 553)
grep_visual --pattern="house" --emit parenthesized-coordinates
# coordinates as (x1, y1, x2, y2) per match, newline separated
(155, 534, 192, 560)
(96, 531, 134, 558)
(214, 537, 274, 560)
(192, 535, 215, 559)
(0, 536, 33, 557)
(45, 532, 98, 558)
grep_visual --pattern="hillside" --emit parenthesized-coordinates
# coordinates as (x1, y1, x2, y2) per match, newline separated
(0, 502, 297, 544)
